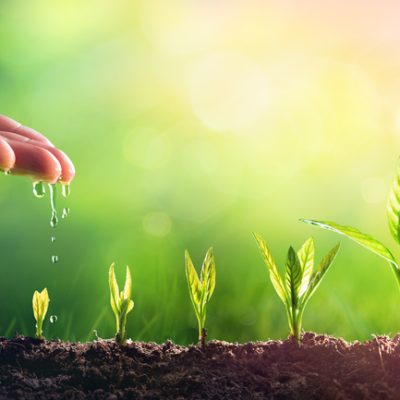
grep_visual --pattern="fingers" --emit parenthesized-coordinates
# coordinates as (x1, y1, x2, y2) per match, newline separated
(5, 139, 62, 184)
(0, 131, 75, 184)
(0, 115, 53, 145)
(0, 139, 16, 171)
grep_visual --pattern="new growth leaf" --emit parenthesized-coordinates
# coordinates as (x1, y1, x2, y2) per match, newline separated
(301, 159, 400, 288)
(109, 263, 134, 345)
(254, 233, 340, 342)
(32, 288, 49, 339)
(185, 247, 216, 347)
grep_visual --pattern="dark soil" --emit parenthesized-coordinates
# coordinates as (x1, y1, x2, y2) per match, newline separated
(1, 332, 400, 399)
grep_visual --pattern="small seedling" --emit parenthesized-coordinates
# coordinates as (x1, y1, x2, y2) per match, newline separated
(185, 247, 216, 348)
(32, 288, 49, 339)
(254, 233, 340, 343)
(301, 160, 400, 289)
(109, 263, 134, 345)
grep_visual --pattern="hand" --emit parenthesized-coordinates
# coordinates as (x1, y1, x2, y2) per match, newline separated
(0, 115, 75, 184)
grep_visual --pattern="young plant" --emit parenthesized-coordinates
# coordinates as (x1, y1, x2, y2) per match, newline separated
(32, 288, 49, 339)
(301, 160, 400, 289)
(109, 263, 134, 345)
(185, 247, 216, 347)
(254, 233, 340, 343)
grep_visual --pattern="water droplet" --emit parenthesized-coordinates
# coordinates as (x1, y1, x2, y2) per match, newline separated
(51, 255, 58, 263)
(32, 181, 46, 198)
(61, 207, 70, 219)
(4, 170, 10, 175)
(48, 184, 58, 227)
(51, 236, 56, 243)
(50, 315, 58, 323)
(61, 184, 71, 198)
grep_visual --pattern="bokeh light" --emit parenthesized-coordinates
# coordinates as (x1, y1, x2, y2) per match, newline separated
(0, 0, 400, 343)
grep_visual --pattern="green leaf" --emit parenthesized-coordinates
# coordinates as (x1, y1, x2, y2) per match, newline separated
(32, 288, 49, 323)
(123, 266, 132, 300)
(109, 263, 120, 315)
(185, 250, 202, 310)
(253, 233, 287, 302)
(304, 243, 340, 303)
(297, 238, 314, 297)
(285, 247, 302, 303)
(201, 247, 216, 302)
(301, 219, 399, 270)
(387, 160, 400, 244)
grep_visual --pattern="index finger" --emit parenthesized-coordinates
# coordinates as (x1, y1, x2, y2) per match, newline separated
(0, 115, 53, 146)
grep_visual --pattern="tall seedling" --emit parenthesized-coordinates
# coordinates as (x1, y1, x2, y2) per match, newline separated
(254, 233, 340, 343)
(185, 248, 216, 347)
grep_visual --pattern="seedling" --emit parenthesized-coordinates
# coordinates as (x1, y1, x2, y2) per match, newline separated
(301, 160, 400, 289)
(254, 233, 340, 343)
(32, 288, 49, 339)
(109, 263, 134, 345)
(185, 247, 216, 347)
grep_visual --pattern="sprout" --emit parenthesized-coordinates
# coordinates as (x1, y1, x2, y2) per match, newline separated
(109, 263, 134, 345)
(185, 247, 216, 348)
(254, 233, 340, 343)
(32, 288, 49, 339)
(301, 159, 400, 292)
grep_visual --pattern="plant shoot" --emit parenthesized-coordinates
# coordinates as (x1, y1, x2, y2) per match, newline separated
(254, 233, 340, 343)
(109, 263, 134, 345)
(32, 288, 50, 339)
(185, 247, 216, 347)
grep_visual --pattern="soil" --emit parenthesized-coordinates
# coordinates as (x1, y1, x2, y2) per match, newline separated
(0, 332, 399, 399)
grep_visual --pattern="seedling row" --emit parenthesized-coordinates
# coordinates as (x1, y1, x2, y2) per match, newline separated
(32, 160, 400, 346)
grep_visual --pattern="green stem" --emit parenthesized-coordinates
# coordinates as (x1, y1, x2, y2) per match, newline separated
(35, 321, 43, 339)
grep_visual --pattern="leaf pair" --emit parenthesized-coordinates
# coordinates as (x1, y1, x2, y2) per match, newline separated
(301, 160, 400, 286)
(32, 288, 49, 339)
(109, 263, 134, 345)
(254, 233, 340, 342)
(185, 247, 216, 345)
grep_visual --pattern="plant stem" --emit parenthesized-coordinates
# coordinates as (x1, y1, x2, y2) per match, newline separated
(290, 309, 302, 344)
(199, 328, 207, 349)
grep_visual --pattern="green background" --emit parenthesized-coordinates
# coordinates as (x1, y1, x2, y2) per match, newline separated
(0, 0, 400, 343)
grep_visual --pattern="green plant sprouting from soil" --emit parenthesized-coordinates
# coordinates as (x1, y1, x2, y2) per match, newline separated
(301, 160, 400, 289)
(32, 288, 49, 339)
(109, 263, 134, 345)
(254, 233, 340, 343)
(185, 247, 216, 347)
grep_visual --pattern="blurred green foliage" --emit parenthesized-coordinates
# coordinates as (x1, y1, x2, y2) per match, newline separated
(0, 1, 400, 343)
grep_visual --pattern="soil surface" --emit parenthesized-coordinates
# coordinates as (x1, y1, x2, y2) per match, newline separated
(0, 332, 399, 399)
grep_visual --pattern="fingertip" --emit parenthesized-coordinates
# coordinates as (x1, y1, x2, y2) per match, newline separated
(0, 138, 16, 171)
(8, 140, 62, 183)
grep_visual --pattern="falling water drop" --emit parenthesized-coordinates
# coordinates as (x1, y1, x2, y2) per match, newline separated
(50, 315, 58, 323)
(4, 170, 10, 175)
(62, 184, 71, 198)
(48, 184, 58, 228)
(51, 255, 59, 263)
(61, 207, 70, 219)
(33, 181, 46, 198)
(51, 236, 56, 243)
